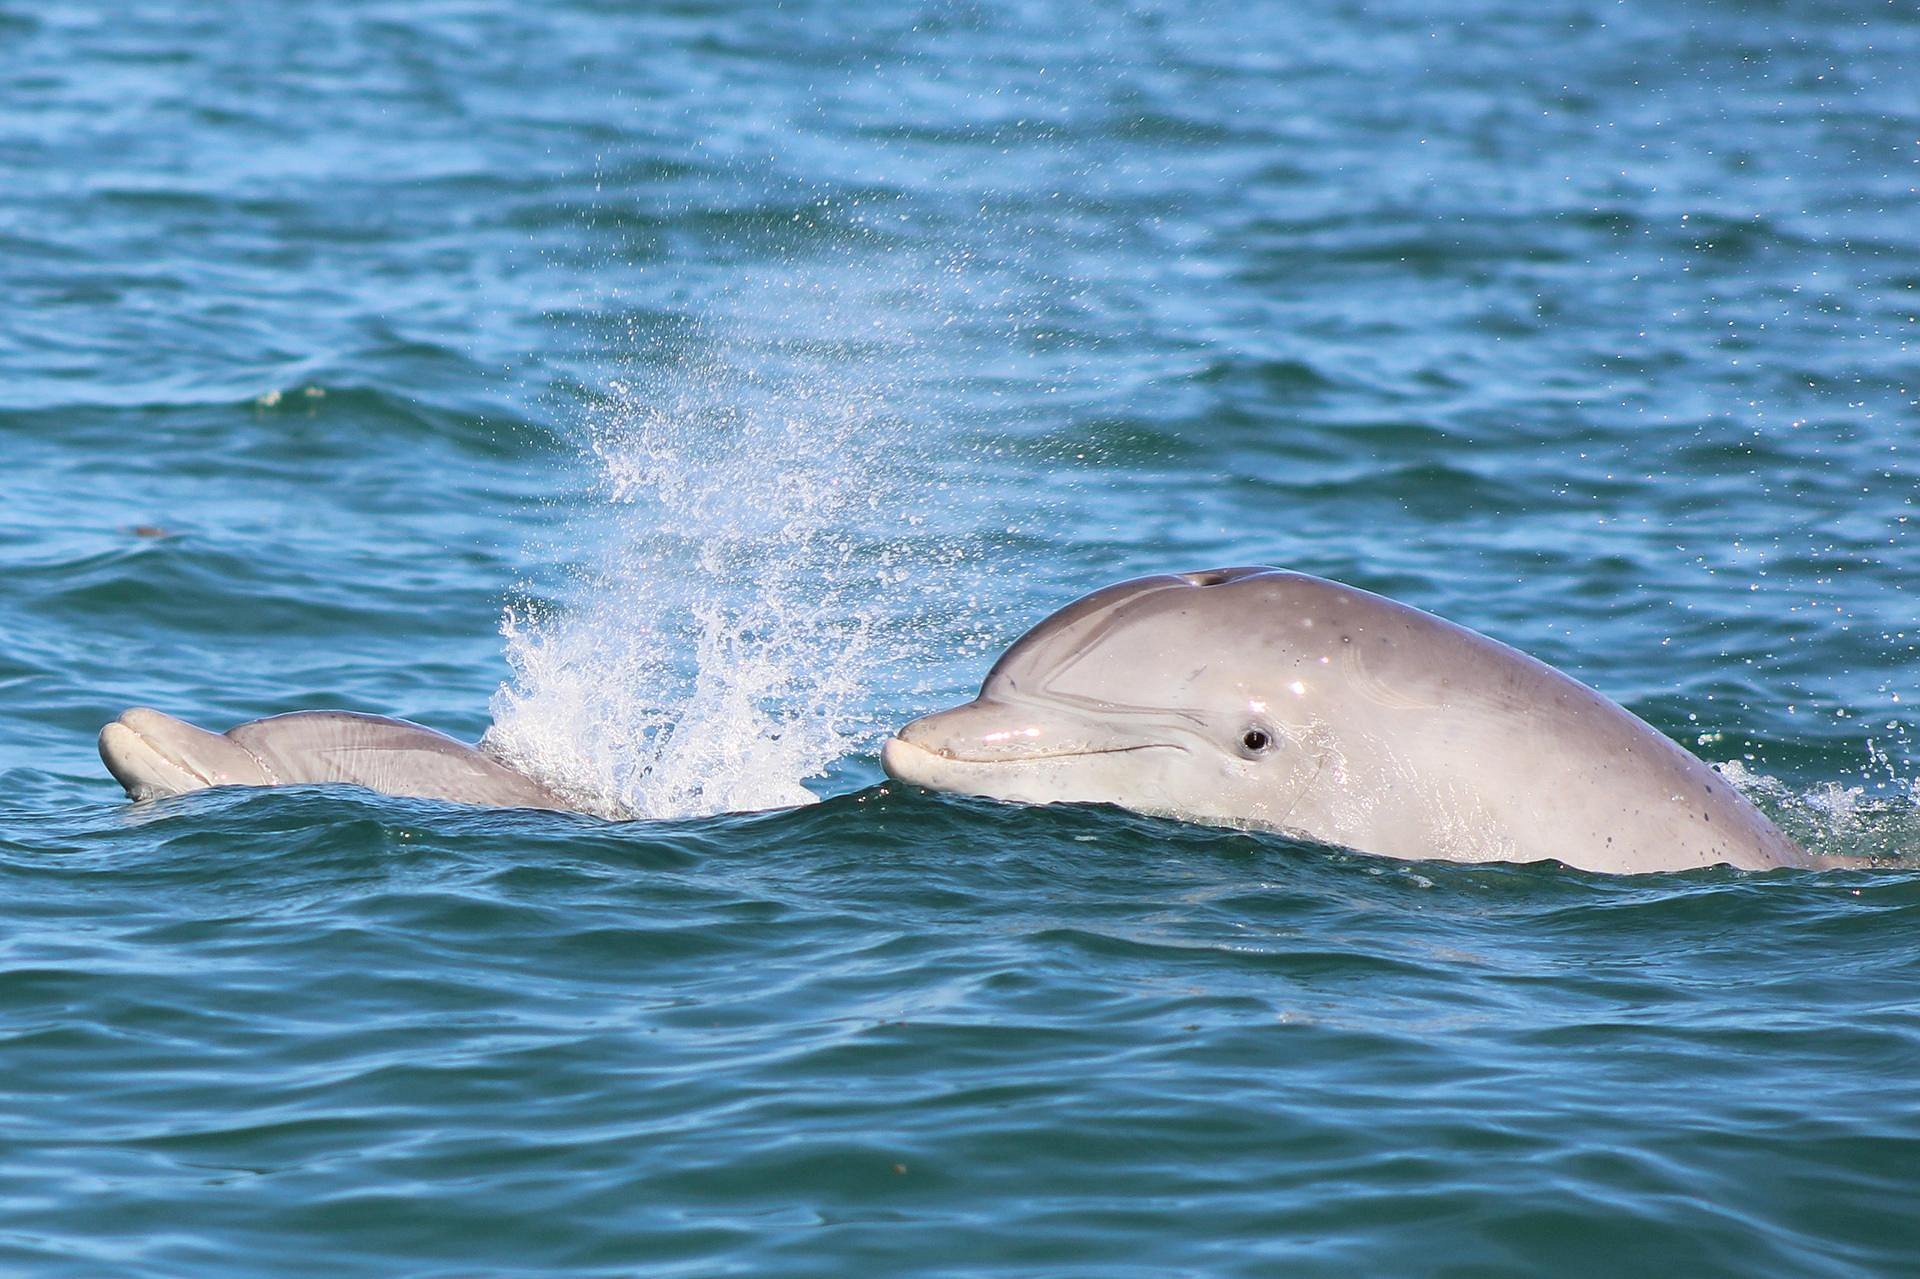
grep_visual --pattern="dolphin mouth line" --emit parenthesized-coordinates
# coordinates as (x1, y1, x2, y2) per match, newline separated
(118, 721, 215, 787)
(887, 738, 1179, 766)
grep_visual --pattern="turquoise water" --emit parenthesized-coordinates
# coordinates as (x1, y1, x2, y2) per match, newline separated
(4, 1, 1918, 1274)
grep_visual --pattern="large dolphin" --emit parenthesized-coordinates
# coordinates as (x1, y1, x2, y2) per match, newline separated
(100, 708, 568, 810)
(881, 568, 1811, 874)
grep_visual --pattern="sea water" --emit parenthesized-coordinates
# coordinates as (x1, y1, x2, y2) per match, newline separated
(2, 2, 1917, 1274)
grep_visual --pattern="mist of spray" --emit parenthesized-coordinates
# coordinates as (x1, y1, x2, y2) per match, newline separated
(484, 263, 1018, 820)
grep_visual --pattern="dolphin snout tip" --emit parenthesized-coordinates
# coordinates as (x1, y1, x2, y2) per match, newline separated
(880, 734, 941, 785)
(114, 707, 173, 738)
(891, 712, 956, 756)
(98, 719, 137, 760)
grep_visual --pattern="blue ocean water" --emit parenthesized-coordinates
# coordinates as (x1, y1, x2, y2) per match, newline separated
(3, 1, 1918, 1274)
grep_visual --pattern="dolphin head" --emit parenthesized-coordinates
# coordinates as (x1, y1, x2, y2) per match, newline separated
(882, 568, 1326, 828)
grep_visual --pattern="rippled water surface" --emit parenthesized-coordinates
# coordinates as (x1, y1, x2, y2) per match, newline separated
(3, 2, 1918, 1274)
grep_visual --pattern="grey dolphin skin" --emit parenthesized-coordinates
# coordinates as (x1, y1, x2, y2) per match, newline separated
(882, 568, 1811, 874)
(100, 708, 568, 810)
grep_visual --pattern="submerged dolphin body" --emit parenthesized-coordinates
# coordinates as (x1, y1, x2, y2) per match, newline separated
(100, 708, 568, 811)
(882, 568, 1810, 874)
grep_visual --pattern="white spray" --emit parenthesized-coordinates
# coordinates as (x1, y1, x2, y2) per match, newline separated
(485, 264, 1040, 820)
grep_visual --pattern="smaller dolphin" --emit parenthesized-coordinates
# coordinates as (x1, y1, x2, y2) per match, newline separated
(100, 708, 567, 810)
(882, 568, 1811, 874)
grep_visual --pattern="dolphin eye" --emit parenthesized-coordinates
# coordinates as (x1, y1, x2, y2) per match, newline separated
(1241, 728, 1272, 755)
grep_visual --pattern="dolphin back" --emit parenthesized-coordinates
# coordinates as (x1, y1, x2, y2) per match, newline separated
(100, 708, 567, 811)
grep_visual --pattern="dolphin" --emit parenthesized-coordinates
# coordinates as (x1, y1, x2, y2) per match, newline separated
(881, 567, 1811, 874)
(100, 708, 568, 810)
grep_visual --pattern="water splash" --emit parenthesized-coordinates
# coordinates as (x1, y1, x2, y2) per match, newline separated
(1717, 741, 1920, 866)
(484, 287, 1013, 820)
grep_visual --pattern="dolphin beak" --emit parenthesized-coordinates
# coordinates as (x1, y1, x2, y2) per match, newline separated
(881, 698, 1176, 799)
(98, 708, 274, 801)
(891, 699, 1073, 763)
